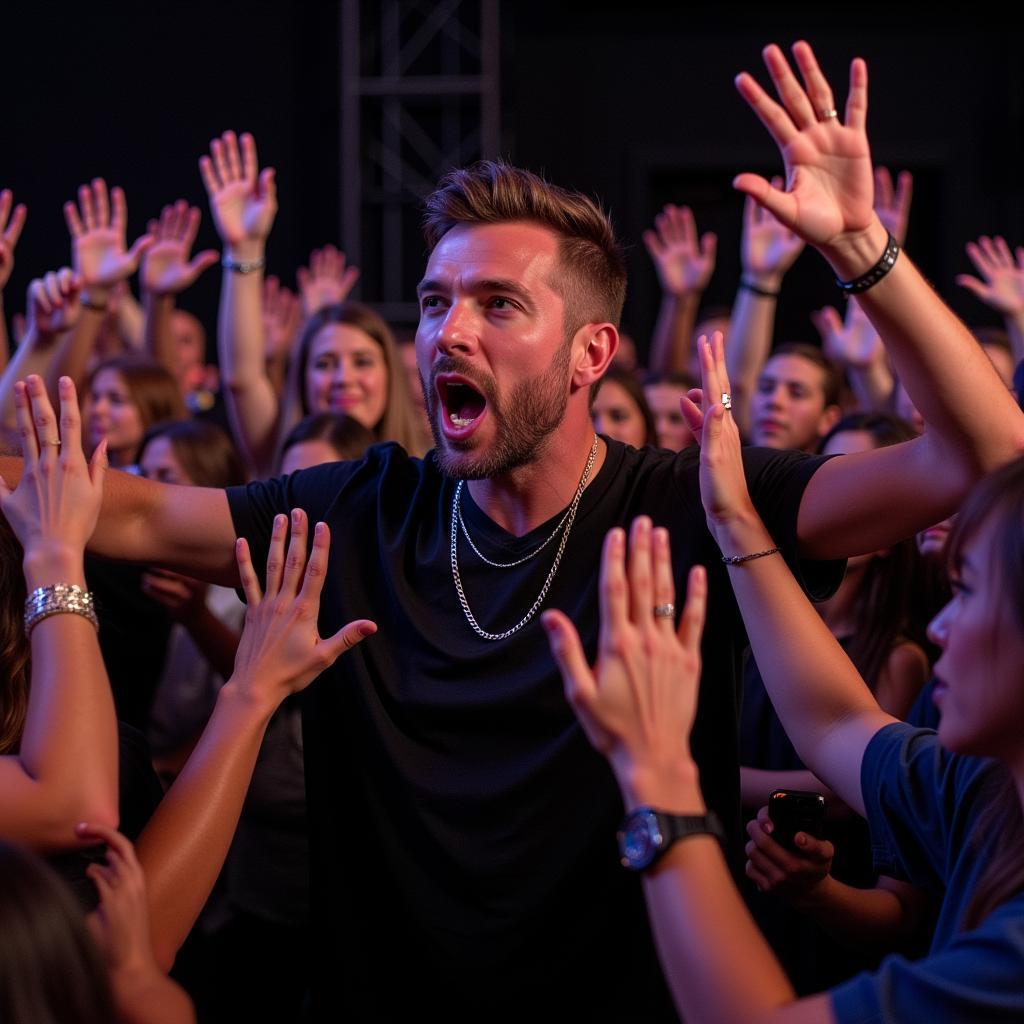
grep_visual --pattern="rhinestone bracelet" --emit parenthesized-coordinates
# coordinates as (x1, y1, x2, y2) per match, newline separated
(24, 584, 99, 638)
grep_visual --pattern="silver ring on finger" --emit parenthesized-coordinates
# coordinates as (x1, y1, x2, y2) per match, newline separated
(721, 392, 733, 412)
(39, 440, 62, 447)
(653, 603, 675, 619)
(818, 107, 839, 121)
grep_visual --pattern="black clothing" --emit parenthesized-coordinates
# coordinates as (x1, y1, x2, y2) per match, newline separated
(228, 439, 840, 1023)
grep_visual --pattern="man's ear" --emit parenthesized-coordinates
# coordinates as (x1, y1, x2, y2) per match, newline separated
(571, 323, 618, 392)
(816, 404, 843, 438)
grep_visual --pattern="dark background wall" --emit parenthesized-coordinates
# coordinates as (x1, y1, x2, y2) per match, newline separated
(6, 2, 1023, 359)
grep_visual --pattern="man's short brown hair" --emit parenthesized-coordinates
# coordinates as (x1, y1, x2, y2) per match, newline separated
(422, 161, 627, 338)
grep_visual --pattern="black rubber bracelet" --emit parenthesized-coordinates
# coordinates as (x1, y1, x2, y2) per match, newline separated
(739, 279, 780, 299)
(835, 232, 900, 294)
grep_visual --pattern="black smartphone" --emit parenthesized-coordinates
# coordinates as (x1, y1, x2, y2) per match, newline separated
(768, 789, 826, 852)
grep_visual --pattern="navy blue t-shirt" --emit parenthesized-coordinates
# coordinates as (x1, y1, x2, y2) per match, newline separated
(227, 438, 840, 1022)
(831, 723, 1024, 1022)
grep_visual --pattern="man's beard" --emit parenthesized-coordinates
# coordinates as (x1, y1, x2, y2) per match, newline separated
(424, 341, 573, 480)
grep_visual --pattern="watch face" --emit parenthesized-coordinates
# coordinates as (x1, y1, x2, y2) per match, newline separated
(619, 810, 663, 870)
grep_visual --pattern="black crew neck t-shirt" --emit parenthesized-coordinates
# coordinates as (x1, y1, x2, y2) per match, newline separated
(228, 438, 840, 1023)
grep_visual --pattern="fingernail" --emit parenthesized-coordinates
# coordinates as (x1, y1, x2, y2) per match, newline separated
(315, 522, 325, 535)
(292, 509, 301, 525)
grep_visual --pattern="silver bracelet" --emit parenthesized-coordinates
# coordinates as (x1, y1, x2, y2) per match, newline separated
(222, 254, 266, 274)
(721, 546, 780, 566)
(24, 583, 99, 638)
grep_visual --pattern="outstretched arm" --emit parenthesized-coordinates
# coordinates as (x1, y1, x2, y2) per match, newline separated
(643, 205, 716, 375)
(0, 376, 119, 850)
(134, 510, 375, 969)
(0, 189, 27, 374)
(58, 179, 155, 391)
(726, 186, 805, 436)
(956, 234, 1024, 363)
(200, 130, 280, 475)
(140, 200, 218, 379)
(732, 43, 1024, 558)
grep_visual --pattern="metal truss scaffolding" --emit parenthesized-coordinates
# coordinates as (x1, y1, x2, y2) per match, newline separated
(340, 0, 501, 324)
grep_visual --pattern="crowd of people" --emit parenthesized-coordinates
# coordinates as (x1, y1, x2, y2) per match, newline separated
(0, 38, 1022, 1024)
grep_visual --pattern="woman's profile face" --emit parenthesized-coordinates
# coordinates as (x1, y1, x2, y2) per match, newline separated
(928, 515, 1024, 762)
(304, 324, 388, 430)
(139, 435, 195, 487)
(85, 368, 145, 465)
(592, 379, 648, 449)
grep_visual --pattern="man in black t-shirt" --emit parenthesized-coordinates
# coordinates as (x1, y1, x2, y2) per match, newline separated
(36, 144, 1023, 1021)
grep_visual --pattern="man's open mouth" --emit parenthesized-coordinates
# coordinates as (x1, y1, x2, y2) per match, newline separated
(437, 374, 488, 430)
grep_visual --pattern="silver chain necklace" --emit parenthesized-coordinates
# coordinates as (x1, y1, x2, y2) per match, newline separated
(450, 435, 599, 641)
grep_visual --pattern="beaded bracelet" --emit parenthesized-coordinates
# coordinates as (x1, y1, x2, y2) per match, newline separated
(222, 255, 266, 274)
(24, 583, 99, 638)
(721, 547, 780, 566)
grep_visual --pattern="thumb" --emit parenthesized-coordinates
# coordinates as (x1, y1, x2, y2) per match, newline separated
(811, 306, 842, 339)
(258, 167, 277, 203)
(321, 618, 377, 663)
(733, 174, 797, 232)
(679, 391, 706, 440)
(955, 275, 989, 300)
(187, 250, 220, 279)
(90, 439, 109, 488)
(541, 609, 596, 709)
(125, 233, 156, 270)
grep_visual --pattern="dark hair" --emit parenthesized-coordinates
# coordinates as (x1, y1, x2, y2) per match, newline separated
(281, 412, 376, 464)
(944, 457, 1024, 929)
(0, 841, 115, 1024)
(284, 302, 423, 457)
(818, 412, 923, 686)
(137, 419, 246, 489)
(769, 343, 843, 409)
(423, 160, 627, 337)
(594, 367, 657, 448)
(85, 355, 187, 434)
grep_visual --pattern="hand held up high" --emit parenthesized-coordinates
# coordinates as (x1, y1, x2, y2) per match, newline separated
(733, 41, 888, 280)
(0, 375, 106, 585)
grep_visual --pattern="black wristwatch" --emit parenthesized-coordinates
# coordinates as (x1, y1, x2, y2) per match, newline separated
(617, 807, 726, 872)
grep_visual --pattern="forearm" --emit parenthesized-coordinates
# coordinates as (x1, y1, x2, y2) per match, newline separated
(14, 550, 119, 847)
(793, 875, 926, 954)
(111, 966, 196, 1024)
(143, 292, 176, 375)
(727, 284, 779, 436)
(625, 764, 797, 1023)
(716, 510, 893, 815)
(50, 308, 106, 393)
(649, 292, 699, 374)
(135, 682, 275, 969)
(845, 358, 894, 413)
(0, 295, 8, 374)
(740, 767, 837, 811)
(217, 256, 280, 473)
(117, 288, 146, 350)
(0, 329, 62, 427)
(833, 222, 1024, 472)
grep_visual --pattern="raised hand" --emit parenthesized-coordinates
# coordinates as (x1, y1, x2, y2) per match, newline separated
(812, 299, 881, 370)
(0, 188, 27, 291)
(26, 269, 83, 337)
(140, 201, 219, 295)
(542, 517, 708, 804)
(741, 183, 805, 287)
(734, 42, 876, 256)
(873, 167, 912, 247)
(745, 805, 834, 900)
(232, 510, 376, 708)
(141, 568, 208, 623)
(956, 235, 1024, 317)
(681, 333, 758, 532)
(262, 275, 301, 364)
(297, 244, 361, 317)
(64, 179, 154, 302)
(643, 205, 717, 297)
(199, 130, 277, 258)
(0, 375, 106, 561)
